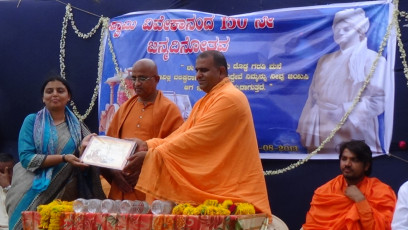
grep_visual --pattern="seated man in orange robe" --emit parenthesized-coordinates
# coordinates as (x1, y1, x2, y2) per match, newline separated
(102, 58, 184, 200)
(123, 50, 272, 221)
(303, 140, 396, 229)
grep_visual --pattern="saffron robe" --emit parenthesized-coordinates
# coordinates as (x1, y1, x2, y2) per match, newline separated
(107, 90, 183, 200)
(303, 175, 396, 230)
(136, 78, 272, 220)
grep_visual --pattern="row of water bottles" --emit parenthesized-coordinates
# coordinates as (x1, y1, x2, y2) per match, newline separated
(72, 199, 175, 215)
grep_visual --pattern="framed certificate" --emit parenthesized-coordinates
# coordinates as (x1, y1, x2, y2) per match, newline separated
(80, 136, 137, 170)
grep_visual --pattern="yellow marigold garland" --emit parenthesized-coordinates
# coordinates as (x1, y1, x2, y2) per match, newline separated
(172, 203, 193, 215)
(182, 206, 200, 215)
(221, 200, 233, 209)
(172, 199, 253, 216)
(235, 203, 256, 215)
(37, 200, 73, 230)
(203, 199, 219, 207)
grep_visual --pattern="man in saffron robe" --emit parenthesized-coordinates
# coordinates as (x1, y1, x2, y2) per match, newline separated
(102, 58, 184, 200)
(123, 51, 272, 220)
(303, 140, 396, 229)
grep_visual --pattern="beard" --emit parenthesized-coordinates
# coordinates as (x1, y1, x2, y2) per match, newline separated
(342, 167, 365, 185)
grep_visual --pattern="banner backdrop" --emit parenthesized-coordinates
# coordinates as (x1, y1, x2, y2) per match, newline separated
(99, 1, 395, 159)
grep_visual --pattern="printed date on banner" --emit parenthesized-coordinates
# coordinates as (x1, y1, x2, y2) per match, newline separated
(260, 145, 299, 152)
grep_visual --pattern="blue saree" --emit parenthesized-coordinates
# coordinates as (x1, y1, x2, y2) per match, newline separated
(7, 107, 104, 230)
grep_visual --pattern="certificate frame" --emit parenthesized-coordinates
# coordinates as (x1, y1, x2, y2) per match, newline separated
(80, 136, 137, 170)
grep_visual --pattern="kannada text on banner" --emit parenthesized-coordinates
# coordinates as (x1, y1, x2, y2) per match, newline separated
(99, 2, 395, 159)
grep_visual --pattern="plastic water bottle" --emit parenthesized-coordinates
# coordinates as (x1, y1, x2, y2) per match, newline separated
(87, 199, 102, 213)
(73, 198, 88, 213)
(151, 200, 175, 215)
(119, 200, 133, 214)
(101, 199, 120, 213)
(132, 200, 150, 214)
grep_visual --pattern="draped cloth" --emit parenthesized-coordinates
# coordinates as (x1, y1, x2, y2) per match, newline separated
(31, 107, 81, 192)
(136, 78, 272, 221)
(107, 90, 183, 200)
(107, 90, 184, 140)
(303, 175, 396, 230)
(7, 107, 105, 230)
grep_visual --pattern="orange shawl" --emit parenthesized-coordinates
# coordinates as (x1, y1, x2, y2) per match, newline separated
(107, 90, 183, 200)
(136, 78, 272, 219)
(303, 175, 396, 230)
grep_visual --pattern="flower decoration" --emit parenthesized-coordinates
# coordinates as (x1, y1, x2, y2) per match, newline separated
(235, 203, 255, 215)
(203, 199, 219, 206)
(173, 199, 255, 216)
(228, 204, 237, 214)
(172, 203, 193, 215)
(59, 4, 110, 121)
(182, 206, 201, 215)
(37, 199, 73, 230)
(221, 200, 233, 209)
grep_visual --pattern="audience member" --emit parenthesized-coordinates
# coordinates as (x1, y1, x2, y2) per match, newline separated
(6, 76, 105, 230)
(392, 181, 408, 229)
(303, 140, 396, 229)
(0, 153, 14, 230)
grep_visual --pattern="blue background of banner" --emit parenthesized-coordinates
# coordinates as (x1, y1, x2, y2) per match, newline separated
(99, 3, 390, 156)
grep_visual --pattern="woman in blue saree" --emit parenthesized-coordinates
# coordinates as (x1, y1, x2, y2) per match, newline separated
(6, 76, 105, 230)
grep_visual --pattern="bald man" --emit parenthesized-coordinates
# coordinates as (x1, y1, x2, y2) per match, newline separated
(102, 58, 184, 200)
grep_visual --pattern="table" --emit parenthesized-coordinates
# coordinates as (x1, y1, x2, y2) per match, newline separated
(22, 211, 268, 230)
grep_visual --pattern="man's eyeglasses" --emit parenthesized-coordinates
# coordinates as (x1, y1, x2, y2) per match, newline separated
(131, 76, 154, 83)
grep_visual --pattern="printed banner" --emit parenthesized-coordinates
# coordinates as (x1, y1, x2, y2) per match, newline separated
(99, 1, 395, 159)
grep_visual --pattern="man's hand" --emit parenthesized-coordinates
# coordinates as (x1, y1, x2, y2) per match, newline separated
(124, 138, 148, 153)
(123, 151, 147, 186)
(345, 185, 366, 202)
(111, 169, 133, 193)
(0, 166, 11, 188)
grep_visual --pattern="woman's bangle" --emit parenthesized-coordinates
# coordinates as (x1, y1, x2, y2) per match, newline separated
(62, 155, 67, 163)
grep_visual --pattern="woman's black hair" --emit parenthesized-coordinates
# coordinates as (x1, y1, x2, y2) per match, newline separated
(41, 76, 72, 97)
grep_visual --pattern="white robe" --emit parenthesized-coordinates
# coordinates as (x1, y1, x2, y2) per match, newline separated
(392, 181, 408, 229)
(297, 39, 385, 153)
